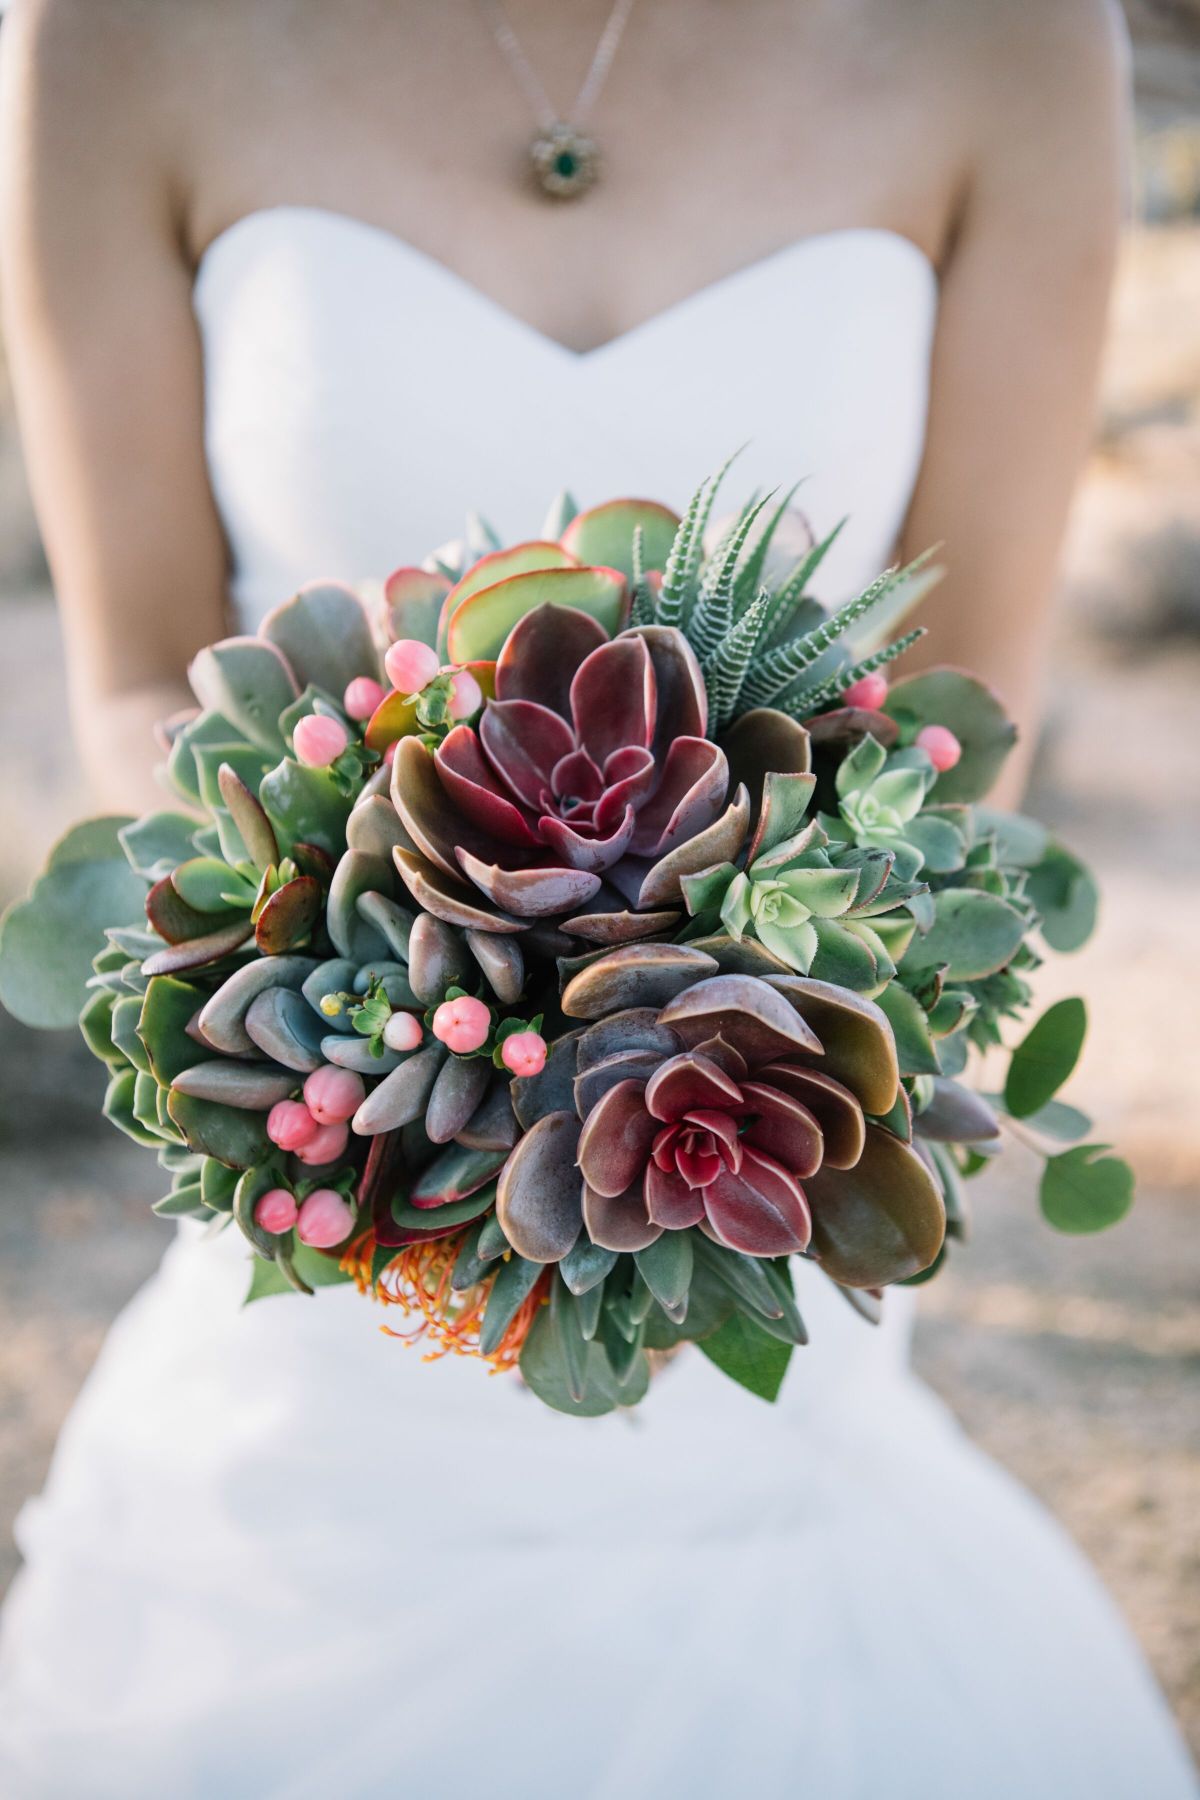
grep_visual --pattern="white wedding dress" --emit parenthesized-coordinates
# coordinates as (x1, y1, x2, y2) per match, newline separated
(0, 209, 1193, 1800)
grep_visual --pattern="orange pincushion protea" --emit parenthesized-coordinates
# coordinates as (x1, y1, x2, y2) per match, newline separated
(349, 1228, 548, 1371)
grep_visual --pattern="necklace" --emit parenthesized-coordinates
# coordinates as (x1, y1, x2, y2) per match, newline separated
(477, 0, 638, 200)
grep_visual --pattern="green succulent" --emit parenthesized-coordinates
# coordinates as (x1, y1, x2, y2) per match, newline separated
(680, 810, 924, 994)
(820, 734, 971, 881)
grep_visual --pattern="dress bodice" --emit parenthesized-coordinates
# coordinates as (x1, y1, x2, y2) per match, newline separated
(193, 207, 938, 627)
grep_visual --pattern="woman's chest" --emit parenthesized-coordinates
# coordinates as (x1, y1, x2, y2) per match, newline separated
(184, 0, 960, 355)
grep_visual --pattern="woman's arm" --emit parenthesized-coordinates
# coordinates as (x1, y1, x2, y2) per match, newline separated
(900, 0, 1129, 804)
(0, 0, 228, 814)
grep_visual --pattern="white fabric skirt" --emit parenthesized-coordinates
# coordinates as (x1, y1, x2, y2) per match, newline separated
(0, 1223, 1194, 1799)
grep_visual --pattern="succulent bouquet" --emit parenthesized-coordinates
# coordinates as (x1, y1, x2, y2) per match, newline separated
(0, 471, 1134, 1415)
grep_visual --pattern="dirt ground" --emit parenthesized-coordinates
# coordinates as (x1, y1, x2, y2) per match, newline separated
(0, 213, 1198, 1763)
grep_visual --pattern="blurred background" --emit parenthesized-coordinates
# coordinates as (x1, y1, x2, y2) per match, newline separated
(0, 0, 1198, 1758)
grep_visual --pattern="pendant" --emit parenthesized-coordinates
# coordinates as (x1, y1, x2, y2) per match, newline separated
(529, 122, 600, 200)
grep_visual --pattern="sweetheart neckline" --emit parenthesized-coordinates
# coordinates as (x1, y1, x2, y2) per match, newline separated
(194, 205, 938, 361)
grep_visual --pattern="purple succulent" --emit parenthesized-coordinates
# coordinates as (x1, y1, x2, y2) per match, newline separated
(497, 959, 947, 1285)
(391, 607, 743, 921)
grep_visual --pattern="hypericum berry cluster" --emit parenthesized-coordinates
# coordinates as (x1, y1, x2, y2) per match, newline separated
(254, 1185, 354, 1248)
(426, 987, 548, 1073)
(431, 994, 492, 1054)
(840, 672, 962, 772)
(385, 640, 483, 728)
(265, 1066, 365, 1164)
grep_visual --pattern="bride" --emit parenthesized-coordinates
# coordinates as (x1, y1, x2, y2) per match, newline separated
(0, 1, 1194, 1794)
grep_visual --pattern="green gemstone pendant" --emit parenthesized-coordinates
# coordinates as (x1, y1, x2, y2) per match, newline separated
(529, 122, 600, 200)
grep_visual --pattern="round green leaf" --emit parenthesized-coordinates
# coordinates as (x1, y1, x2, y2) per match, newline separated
(48, 816, 135, 869)
(900, 889, 1026, 982)
(1015, 1098, 1091, 1143)
(1040, 1146, 1134, 1234)
(1026, 842, 1099, 954)
(884, 669, 1017, 803)
(1004, 997, 1087, 1120)
(0, 857, 148, 1029)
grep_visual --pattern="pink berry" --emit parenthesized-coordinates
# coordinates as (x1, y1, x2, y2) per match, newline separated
(254, 1188, 298, 1234)
(296, 1188, 355, 1249)
(916, 724, 963, 773)
(343, 676, 386, 721)
(842, 671, 889, 710)
(501, 1030, 548, 1078)
(293, 713, 349, 768)
(383, 1011, 424, 1053)
(446, 668, 484, 721)
(384, 638, 440, 694)
(267, 1099, 319, 1152)
(431, 995, 492, 1055)
(303, 1064, 366, 1125)
(293, 1119, 350, 1167)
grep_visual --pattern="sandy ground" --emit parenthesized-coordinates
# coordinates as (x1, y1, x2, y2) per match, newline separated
(0, 219, 1197, 1762)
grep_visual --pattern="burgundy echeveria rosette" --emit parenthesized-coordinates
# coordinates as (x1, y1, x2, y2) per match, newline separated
(390, 606, 746, 927)
(495, 961, 947, 1290)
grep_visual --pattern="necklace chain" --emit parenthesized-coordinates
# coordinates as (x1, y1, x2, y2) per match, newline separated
(477, 0, 637, 131)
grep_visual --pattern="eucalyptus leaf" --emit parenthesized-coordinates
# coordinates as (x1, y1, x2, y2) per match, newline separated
(1004, 997, 1087, 1120)
(0, 857, 148, 1030)
(152, 1182, 209, 1218)
(1013, 1098, 1092, 1143)
(38, 817, 129, 870)
(1027, 842, 1099, 954)
(900, 889, 1026, 982)
(1040, 1145, 1134, 1234)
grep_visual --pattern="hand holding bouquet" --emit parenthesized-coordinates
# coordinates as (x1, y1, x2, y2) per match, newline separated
(0, 470, 1132, 1414)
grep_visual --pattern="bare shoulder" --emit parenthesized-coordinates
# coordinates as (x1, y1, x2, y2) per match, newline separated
(928, 0, 1130, 161)
(887, 0, 1130, 258)
(967, 0, 1126, 113)
(3, 0, 188, 230)
(1, 0, 248, 193)
(4, 0, 190, 120)
(836, 0, 1126, 133)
